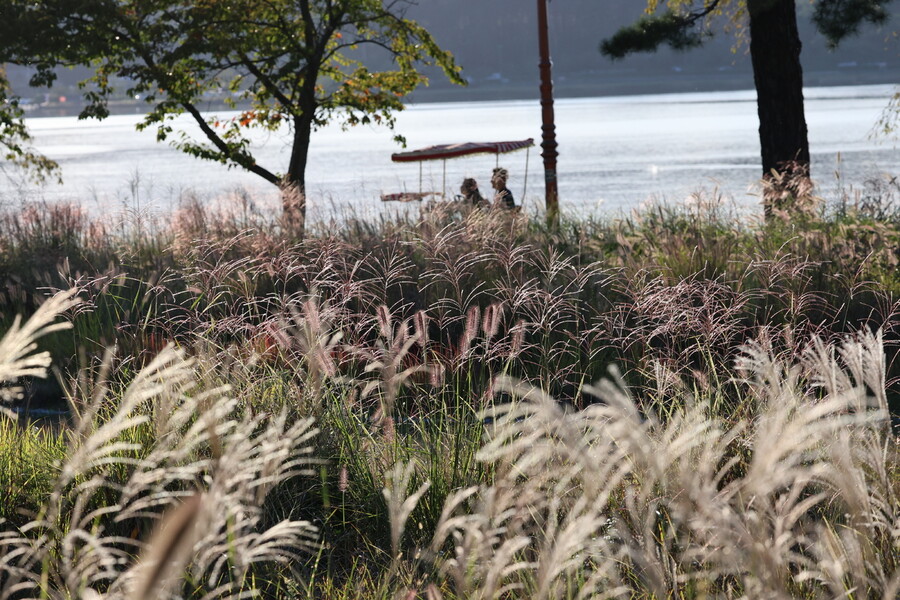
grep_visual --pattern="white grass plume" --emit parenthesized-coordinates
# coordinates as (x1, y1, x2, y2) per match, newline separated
(429, 330, 899, 599)
(0, 334, 320, 600)
(0, 289, 80, 406)
(383, 460, 431, 564)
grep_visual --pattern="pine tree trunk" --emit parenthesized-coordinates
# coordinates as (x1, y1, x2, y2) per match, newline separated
(748, 0, 811, 217)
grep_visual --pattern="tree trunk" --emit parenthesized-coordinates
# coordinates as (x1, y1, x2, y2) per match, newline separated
(284, 112, 314, 235)
(748, 0, 811, 217)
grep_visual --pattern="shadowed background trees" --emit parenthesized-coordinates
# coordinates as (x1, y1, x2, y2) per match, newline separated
(405, 1, 895, 85)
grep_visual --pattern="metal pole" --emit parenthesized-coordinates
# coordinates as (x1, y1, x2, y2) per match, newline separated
(522, 146, 530, 201)
(537, 0, 560, 226)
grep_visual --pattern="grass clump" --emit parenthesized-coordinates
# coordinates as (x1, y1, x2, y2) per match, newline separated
(0, 189, 897, 598)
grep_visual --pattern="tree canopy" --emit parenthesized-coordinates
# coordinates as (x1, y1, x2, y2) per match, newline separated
(601, 0, 894, 58)
(1, 0, 463, 229)
(0, 70, 58, 183)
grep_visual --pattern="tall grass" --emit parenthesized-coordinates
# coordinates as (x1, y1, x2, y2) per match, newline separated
(1, 292, 319, 599)
(426, 331, 898, 599)
(0, 190, 898, 598)
(3, 194, 900, 398)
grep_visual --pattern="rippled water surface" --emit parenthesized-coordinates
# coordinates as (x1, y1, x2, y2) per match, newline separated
(3, 84, 896, 221)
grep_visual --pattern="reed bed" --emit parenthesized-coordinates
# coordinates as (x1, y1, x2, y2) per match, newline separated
(0, 187, 898, 598)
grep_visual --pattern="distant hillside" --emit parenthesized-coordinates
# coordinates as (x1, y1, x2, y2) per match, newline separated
(404, 0, 899, 100)
(7, 1, 898, 107)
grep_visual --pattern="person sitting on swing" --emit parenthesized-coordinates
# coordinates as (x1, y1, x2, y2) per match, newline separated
(460, 177, 488, 207)
(491, 167, 515, 209)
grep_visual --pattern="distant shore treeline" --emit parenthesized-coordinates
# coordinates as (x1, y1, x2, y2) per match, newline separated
(14, 65, 900, 120)
(7, 1, 898, 111)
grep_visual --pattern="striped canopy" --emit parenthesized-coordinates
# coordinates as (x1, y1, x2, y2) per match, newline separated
(391, 138, 534, 163)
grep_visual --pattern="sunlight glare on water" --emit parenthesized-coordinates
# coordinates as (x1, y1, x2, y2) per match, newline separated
(2, 84, 896, 222)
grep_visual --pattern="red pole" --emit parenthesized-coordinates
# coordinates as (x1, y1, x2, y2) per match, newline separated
(537, 0, 559, 226)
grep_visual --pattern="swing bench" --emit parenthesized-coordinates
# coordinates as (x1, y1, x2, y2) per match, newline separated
(380, 138, 534, 202)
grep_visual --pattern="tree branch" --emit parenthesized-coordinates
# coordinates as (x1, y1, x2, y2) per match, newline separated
(237, 52, 298, 109)
(180, 100, 281, 185)
(601, 0, 723, 59)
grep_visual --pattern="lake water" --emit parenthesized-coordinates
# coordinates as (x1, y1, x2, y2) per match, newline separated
(2, 84, 897, 222)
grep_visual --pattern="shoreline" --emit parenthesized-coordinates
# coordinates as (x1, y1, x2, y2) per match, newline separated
(408, 67, 899, 104)
(20, 67, 899, 119)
